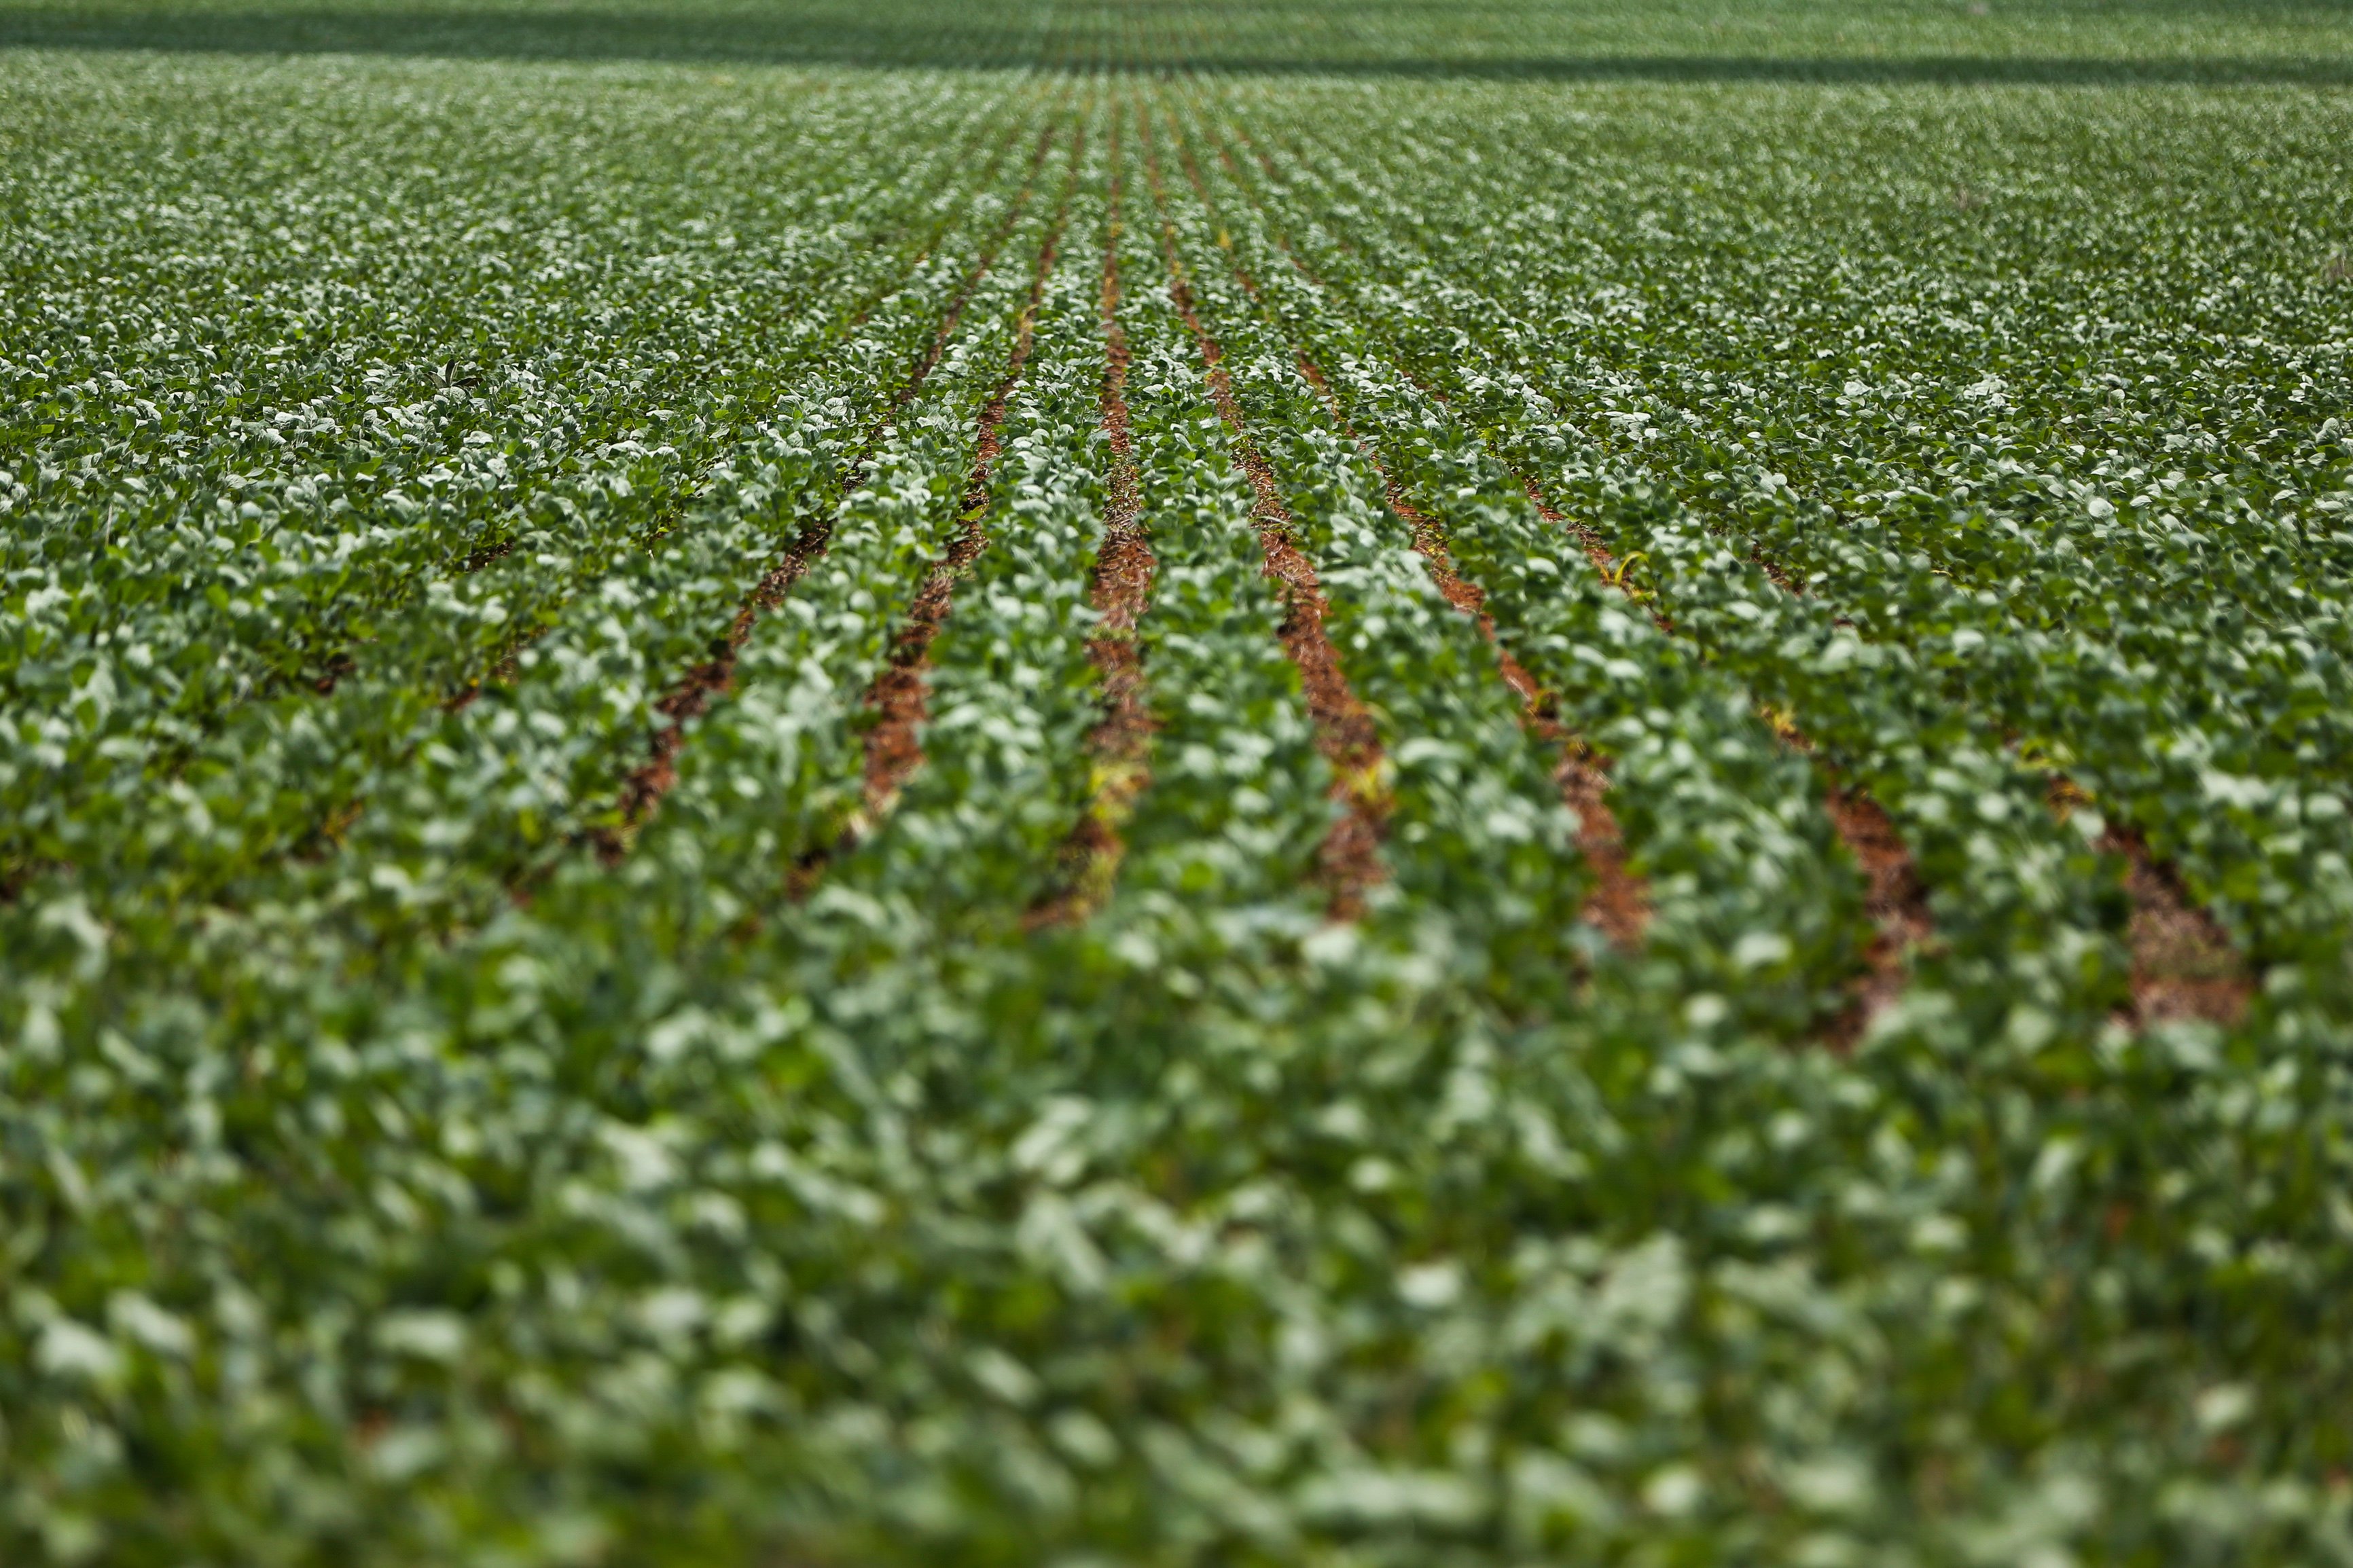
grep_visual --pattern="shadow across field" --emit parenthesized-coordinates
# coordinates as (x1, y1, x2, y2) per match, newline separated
(3, 6, 2351, 83)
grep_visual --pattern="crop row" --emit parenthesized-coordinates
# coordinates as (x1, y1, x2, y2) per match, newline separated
(4, 54, 2352, 1568)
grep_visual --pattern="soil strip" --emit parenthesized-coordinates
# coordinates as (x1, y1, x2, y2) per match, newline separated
(2049, 779, 2252, 1028)
(1517, 467, 1932, 1036)
(1220, 113, 2251, 1038)
(1177, 115, 1646, 945)
(1818, 784, 1938, 1046)
(1030, 154, 1160, 927)
(2111, 828, 2254, 1027)
(450, 114, 1033, 723)
(1178, 118, 1649, 945)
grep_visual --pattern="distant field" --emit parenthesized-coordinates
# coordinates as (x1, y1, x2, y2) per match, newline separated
(4, 2, 2353, 1563)
(7, 0, 2353, 73)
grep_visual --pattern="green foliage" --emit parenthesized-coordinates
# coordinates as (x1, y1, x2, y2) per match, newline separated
(3, 6, 2353, 1566)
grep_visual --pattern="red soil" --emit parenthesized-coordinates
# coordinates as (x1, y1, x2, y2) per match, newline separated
(1031, 165, 1160, 928)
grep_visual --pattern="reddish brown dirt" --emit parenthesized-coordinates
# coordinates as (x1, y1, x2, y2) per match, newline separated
(1163, 272, 1388, 914)
(2038, 778, 2253, 1027)
(1517, 469, 1930, 1035)
(1031, 172, 1160, 928)
(2048, 782, 2251, 1027)
(321, 127, 1053, 886)
(1181, 134, 1653, 949)
(589, 128, 1060, 864)
(1194, 130, 1917, 1015)
(2110, 826, 2249, 1027)
(1820, 785, 1937, 1048)
(1570, 443, 2250, 1036)
(595, 525, 833, 859)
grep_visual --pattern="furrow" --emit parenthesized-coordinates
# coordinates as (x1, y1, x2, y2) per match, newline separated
(2048, 780, 2256, 1028)
(1031, 157, 1159, 927)
(1527, 440, 2240, 1035)
(1179, 101, 1866, 1029)
(1190, 120, 1661, 956)
(2112, 828, 2257, 1027)
(2, 90, 1037, 913)
(1812, 784, 1939, 1044)
(1518, 467, 1927, 1026)
(1512, 382, 2242, 1034)
(1153, 98, 1596, 1003)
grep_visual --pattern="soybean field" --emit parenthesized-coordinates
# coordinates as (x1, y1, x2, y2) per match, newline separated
(5, 1, 2353, 1563)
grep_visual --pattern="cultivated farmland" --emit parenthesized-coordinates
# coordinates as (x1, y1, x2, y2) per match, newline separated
(4, 1, 2353, 1562)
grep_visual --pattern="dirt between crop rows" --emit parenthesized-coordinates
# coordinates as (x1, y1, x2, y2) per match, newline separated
(1168, 125, 1664, 954)
(1818, 784, 1939, 1047)
(1031, 167, 1160, 928)
(1492, 438, 1958, 1040)
(1184, 106, 2263, 1039)
(595, 102, 2250, 1044)
(2112, 828, 2253, 1027)
(2044, 780, 2254, 1028)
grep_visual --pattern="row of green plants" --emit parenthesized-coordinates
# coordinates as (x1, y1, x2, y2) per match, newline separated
(1212, 76, 2353, 990)
(2, 65, 1033, 905)
(3, 46, 2352, 1568)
